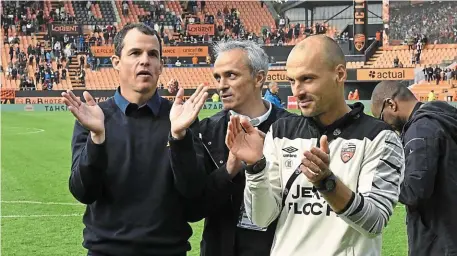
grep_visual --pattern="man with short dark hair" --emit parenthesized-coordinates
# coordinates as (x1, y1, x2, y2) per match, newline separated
(63, 23, 208, 256)
(371, 81, 457, 256)
(225, 35, 405, 256)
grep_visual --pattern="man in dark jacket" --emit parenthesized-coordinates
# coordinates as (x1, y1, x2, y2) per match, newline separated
(371, 81, 457, 256)
(169, 40, 295, 256)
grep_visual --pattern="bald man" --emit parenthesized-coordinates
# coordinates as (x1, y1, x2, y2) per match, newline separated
(225, 35, 405, 255)
(371, 81, 457, 256)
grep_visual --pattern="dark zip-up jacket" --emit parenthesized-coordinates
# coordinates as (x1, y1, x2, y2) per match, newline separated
(170, 104, 295, 256)
(400, 101, 457, 256)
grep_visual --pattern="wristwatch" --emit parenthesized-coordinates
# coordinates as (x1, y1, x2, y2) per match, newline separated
(244, 156, 267, 174)
(314, 172, 337, 193)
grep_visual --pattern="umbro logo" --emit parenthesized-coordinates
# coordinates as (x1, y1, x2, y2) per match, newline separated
(282, 146, 298, 153)
(282, 146, 298, 158)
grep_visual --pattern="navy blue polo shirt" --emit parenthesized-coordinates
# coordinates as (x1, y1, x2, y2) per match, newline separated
(68, 88, 203, 256)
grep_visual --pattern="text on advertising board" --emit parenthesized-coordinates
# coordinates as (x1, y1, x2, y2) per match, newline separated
(91, 46, 114, 57)
(91, 46, 209, 57)
(266, 70, 288, 82)
(50, 23, 81, 35)
(187, 24, 215, 36)
(356, 68, 415, 80)
(162, 46, 208, 57)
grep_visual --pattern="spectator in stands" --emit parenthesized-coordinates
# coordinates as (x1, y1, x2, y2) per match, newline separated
(122, 1, 129, 16)
(348, 91, 354, 100)
(175, 59, 182, 67)
(393, 56, 399, 67)
(168, 39, 293, 256)
(435, 66, 442, 85)
(447, 69, 453, 85)
(427, 66, 434, 82)
(64, 22, 206, 256)
(264, 81, 283, 108)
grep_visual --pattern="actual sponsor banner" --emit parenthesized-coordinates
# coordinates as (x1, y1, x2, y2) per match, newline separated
(49, 23, 82, 36)
(266, 70, 288, 82)
(356, 68, 415, 80)
(91, 46, 115, 57)
(187, 24, 215, 36)
(163, 46, 208, 57)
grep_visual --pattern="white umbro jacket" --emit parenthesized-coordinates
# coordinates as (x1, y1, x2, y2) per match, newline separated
(244, 106, 405, 256)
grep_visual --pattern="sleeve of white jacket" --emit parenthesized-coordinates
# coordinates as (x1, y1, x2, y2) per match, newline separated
(338, 130, 405, 238)
(244, 127, 282, 228)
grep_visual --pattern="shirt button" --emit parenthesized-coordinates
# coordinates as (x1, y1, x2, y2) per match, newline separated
(333, 129, 341, 136)
(208, 141, 212, 145)
(219, 160, 223, 164)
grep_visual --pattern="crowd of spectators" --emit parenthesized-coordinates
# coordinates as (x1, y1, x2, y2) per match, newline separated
(422, 65, 457, 86)
(390, 1, 457, 44)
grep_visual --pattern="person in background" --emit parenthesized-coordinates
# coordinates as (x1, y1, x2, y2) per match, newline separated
(428, 90, 435, 101)
(371, 81, 457, 256)
(211, 92, 219, 102)
(347, 90, 354, 100)
(263, 81, 282, 108)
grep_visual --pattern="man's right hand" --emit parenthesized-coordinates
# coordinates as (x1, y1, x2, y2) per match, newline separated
(62, 90, 105, 144)
(225, 116, 265, 165)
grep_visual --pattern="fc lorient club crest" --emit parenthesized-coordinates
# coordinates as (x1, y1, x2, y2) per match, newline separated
(341, 143, 356, 163)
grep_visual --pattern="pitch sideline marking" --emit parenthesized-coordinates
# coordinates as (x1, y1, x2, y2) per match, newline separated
(1, 200, 83, 206)
(1, 213, 83, 218)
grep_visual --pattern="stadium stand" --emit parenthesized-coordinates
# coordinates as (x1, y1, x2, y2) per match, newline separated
(389, 1, 457, 45)
(1, 0, 456, 93)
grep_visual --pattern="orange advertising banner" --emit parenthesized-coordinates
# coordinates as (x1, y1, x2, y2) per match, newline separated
(266, 70, 288, 82)
(14, 97, 110, 104)
(187, 24, 215, 36)
(91, 46, 115, 57)
(357, 68, 415, 81)
(162, 46, 208, 57)
(91, 45, 209, 57)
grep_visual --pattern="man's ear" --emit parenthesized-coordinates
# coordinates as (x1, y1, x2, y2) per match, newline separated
(388, 98, 398, 112)
(255, 70, 267, 89)
(335, 64, 347, 84)
(111, 55, 120, 71)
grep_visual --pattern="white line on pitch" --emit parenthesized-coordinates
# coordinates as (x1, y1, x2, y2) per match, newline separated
(1, 200, 83, 206)
(1, 213, 83, 218)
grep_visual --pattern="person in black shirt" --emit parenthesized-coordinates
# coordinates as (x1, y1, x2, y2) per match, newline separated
(169, 40, 294, 256)
(62, 23, 208, 256)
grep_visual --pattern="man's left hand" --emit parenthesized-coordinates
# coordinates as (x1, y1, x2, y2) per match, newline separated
(300, 135, 332, 184)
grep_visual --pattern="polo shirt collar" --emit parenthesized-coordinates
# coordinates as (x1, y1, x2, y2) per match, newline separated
(114, 87, 161, 116)
(229, 100, 272, 127)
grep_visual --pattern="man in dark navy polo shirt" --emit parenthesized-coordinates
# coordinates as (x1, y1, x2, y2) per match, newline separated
(62, 23, 208, 256)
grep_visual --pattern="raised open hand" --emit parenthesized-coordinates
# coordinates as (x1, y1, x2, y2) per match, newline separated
(225, 116, 265, 165)
(62, 90, 105, 135)
(170, 84, 208, 139)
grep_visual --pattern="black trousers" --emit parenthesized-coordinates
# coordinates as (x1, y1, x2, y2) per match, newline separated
(88, 251, 186, 256)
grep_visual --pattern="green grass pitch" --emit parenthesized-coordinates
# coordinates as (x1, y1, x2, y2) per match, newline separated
(1, 110, 407, 256)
